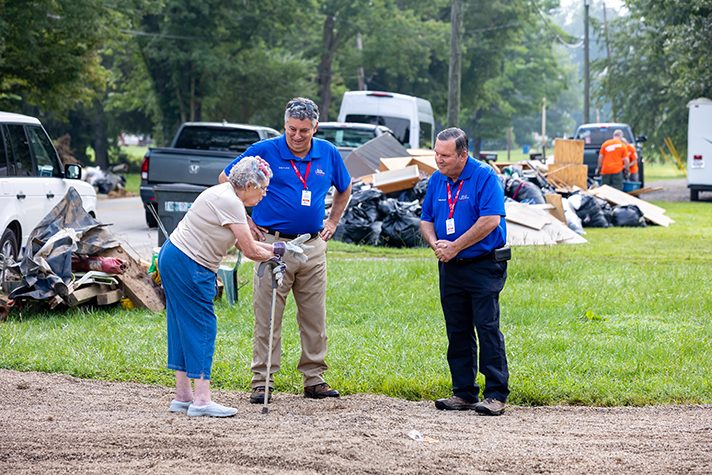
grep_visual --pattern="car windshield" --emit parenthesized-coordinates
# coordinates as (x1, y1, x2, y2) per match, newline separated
(345, 114, 410, 146)
(576, 126, 634, 145)
(315, 127, 377, 148)
(174, 126, 261, 152)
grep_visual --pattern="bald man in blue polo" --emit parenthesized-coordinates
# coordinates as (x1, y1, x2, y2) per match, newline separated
(420, 127, 510, 416)
(219, 97, 352, 404)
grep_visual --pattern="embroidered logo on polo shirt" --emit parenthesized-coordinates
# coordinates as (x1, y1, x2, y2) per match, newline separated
(459, 194, 470, 200)
(278, 166, 291, 170)
(315, 168, 326, 176)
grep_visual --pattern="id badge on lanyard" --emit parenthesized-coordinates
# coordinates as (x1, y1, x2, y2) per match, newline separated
(291, 160, 312, 207)
(301, 190, 312, 206)
(446, 180, 464, 235)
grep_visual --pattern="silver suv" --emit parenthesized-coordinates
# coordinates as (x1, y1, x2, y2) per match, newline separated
(0, 111, 96, 263)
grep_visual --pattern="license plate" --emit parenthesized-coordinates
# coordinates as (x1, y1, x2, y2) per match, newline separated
(164, 201, 192, 212)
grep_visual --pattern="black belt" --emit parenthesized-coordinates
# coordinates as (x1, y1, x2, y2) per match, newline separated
(454, 251, 495, 264)
(265, 229, 321, 240)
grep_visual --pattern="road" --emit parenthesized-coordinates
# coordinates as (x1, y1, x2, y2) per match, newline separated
(95, 196, 158, 261)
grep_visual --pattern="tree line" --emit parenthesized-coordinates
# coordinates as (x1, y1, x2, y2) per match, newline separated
(1, 1, 707, 168)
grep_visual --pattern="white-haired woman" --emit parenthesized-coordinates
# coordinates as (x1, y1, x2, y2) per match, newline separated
(158, 156, 298, 417)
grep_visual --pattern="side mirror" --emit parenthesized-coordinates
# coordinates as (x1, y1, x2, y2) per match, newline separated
(65, 163, 82, 180)
(636, 135, 647, 143)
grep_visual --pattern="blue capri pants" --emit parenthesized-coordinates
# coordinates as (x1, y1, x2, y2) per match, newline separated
(158, 240, 217, 379)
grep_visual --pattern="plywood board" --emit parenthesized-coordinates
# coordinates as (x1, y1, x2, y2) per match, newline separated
(504, 201, 549, 230)
(588, 185, 673, 227)
(553, 139, 584, 164)
(371, 165, 420, 194)
(379, 156, 414, 172)
(547, 163, 588, 190)
(544, 193, 566, 223)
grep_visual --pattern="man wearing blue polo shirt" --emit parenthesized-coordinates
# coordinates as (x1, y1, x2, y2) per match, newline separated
(420, 127, 510, 416)
(218, 97, 352, 403)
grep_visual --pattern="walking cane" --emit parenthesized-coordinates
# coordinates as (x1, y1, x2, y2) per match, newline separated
(256, 258, 284, 415)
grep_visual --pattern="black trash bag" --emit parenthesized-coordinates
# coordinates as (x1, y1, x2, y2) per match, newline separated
(575, 194, 610, 228)
(339, 207, 374, 244)
(7, 188, 121, 301)
(377, 198, 399, 219)
(413, 177, 429, 202)
(611, 204, 646, 227)
(505, 178, 545, 204)
(380, 213, 424, 247)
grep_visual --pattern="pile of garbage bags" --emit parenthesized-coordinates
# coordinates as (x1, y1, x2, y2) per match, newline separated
(83, 164, 128, 194)
(333, 180, 428, 248)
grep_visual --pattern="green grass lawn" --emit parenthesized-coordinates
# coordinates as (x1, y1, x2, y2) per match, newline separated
(2, 202, 710, 406)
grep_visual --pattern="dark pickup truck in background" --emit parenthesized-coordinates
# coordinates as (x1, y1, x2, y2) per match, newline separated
(140, 121, 279, 227)
(574, 122, 647, 186)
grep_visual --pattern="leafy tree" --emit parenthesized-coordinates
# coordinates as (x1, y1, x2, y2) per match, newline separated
(595, 0, 712, 157)
(0, 0, 109, 113)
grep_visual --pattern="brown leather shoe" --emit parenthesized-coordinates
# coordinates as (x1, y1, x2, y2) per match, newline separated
(474, 398, 506, 415)
(249, 386, 272, 404)
(434, 395, 478, 411)
(304, 382, 340, 399)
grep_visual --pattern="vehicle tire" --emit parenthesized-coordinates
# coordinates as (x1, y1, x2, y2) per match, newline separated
(1, 228, 19, 265)
(690, 189, 699, 202)
(145, 204, 158, 228)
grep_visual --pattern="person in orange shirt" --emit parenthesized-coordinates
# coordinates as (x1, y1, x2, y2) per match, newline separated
(595, 129, 630, 190)
(621, 137, 639, 182)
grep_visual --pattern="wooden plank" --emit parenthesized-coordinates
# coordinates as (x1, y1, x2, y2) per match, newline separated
(553, 139, 584, 164)
(67, 285, 103, 307)
(627, 186, 664, 197)
(98, 246, 165, 312)
(547, 163, 588, 190)
(378, 156, 413, 172)
(371, 165, 420, 194)
(588, 185, 673, 227)
(97, 289, 123, 306)
(504, 201, 549, 230)
(544, 193, 566, 223)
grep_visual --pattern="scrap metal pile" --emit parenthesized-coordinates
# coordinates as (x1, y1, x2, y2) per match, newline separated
(0, 188, 164, 319)
(331, 136, 673, 248)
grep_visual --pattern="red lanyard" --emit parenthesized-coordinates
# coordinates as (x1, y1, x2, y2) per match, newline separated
(447, 181, 464, 219)
(290, 160, 311, 189)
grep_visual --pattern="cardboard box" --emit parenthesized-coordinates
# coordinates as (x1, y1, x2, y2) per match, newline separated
(553, 139, 584, 164)
(371, 165, 420, 194)
(379, 156, 414, 172)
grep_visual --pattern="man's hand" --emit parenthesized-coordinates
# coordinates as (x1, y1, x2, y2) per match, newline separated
(247, 215, 266, 241)
(434, 240, 460, 263)
(320, 219, 338, 241)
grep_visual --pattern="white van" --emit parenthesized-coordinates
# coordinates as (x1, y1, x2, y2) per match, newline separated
(337, 91, 435, 149)
(687, 98, 712, 201)
(1, 111, 96, 262)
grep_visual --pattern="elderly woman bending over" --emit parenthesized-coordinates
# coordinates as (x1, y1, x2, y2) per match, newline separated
(158, 156, 298, 417)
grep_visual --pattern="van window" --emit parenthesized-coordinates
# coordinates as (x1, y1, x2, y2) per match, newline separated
(26, 125, 61, 177)
(6, 124, 33, 177)
(345, 114, 410, 146)
(419, 122, 433, 149)
(174, 126, 261, 152)
(0, 128, 8, 176)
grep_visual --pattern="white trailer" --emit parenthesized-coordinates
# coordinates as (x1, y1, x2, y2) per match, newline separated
(687, 98, 712, 201)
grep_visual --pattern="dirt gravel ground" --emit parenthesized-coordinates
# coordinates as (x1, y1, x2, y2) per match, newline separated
(1, 370, 710, 474)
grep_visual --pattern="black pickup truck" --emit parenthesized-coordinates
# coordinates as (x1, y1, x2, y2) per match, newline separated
(574, 122, 647, 186)
(140, 121, 279, 227)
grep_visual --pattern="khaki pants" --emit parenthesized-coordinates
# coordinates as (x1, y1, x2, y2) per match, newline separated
(251, 234, 328, 388)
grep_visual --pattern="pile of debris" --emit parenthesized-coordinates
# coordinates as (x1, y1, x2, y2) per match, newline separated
(332, 136, 673, 248)
(0, 189, 164, 320)
(83, 163, 130, 196)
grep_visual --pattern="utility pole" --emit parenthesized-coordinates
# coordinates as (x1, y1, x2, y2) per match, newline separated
(447, 0, 463, 127)
(583, 0, 590, 123)
(541, 97, 547, 160)
(356, 33, 366, 91)
(602, 2, 615, 120)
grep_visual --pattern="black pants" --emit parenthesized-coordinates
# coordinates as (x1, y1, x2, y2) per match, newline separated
(438, 258, 509, 402)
